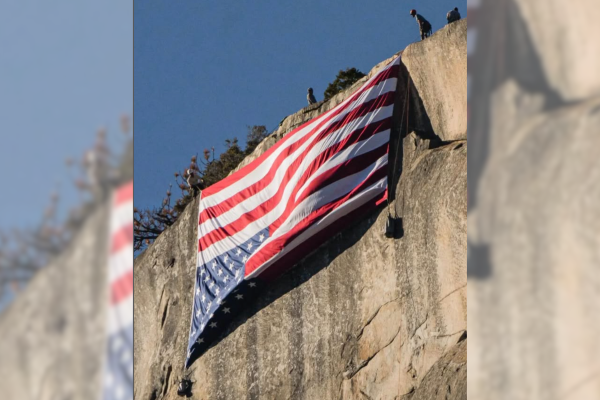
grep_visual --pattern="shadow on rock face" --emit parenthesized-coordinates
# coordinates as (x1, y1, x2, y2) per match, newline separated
(186, 207, 383, 367)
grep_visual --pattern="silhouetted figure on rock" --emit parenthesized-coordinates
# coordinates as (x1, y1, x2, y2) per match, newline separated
(307, 87, 317, 105)
(447, 7, 461, 24)
(410, 9, 432, 40)
(186, 169, 204, 196)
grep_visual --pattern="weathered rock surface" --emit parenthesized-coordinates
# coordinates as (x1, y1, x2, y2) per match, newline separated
(513, 0, 600, 101)
(0, 201, 110, 400)
(134, 21, 467, 400)
(402, 19, 467, 142)
(401, 338, 467, 400)
(468, 80, 600, 399)
(0, 145, 132, 400)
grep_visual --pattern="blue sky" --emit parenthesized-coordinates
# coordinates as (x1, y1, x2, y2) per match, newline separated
(134, 0, 466, 211)
(0, 1, 133, 229)
(0, 1, 132, 309)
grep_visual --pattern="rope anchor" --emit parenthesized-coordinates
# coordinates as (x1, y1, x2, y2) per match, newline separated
(177, 378, 194, 397)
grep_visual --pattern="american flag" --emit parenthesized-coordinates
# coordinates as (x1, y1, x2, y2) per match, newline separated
(186, 56, 401, 366)
(102, 181, 133, 400)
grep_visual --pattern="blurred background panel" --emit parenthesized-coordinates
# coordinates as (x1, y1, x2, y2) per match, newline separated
(468, 0, 600, 398)
(0, 1, 132, 399)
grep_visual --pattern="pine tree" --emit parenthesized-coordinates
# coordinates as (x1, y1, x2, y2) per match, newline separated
(323, 68, 366, 101)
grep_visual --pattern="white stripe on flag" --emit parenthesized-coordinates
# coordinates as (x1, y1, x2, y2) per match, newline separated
(107, 286, 133, 335)
(295, 128, 391, 202)
(198, 102, 395, 239)
(110, 199, 133, 232)
(107, 292, 133, 335)
(108, 245, 134, 282)
(262, 154, 388, 247)
(247, 176, 387, 279)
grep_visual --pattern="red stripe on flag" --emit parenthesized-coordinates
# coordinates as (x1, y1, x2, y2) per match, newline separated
(293, 144, 389, 206)
(198, 91, 396, 227)
(115, 181, 133, 205)
(257, 195, 383, 282)
(111, 223, 133, 254)
(245, 165, 388, 274)
(200, 140, 388, 252)
(111, 270, 133, 304)
(198, 119, 391, 252)
(200, 64, 400, 199)
(267, 155, 388, 243)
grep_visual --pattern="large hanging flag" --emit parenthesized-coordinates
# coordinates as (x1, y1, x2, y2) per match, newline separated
(186, 56, 401, 367)
(102, 181, 133, 400)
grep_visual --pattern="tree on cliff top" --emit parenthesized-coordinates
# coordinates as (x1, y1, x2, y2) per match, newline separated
(0, 117, 132, 297)
(323, 67, 366, 102)
(133, 125, 269, 253)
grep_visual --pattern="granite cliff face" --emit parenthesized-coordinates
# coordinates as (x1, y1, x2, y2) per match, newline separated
(0, 144, 133, 400)
(134, 20, 467, 400)
(468, 82, 600, 399)
(0, 200, 110, 400)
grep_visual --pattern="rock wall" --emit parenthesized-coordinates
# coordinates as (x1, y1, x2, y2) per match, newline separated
(0, 201, 110, 400)
(468, 79, 600, 399)
(134, 22, 467, 400)
(0, 146, 132, 400)
(514, 0, 600, 101)
(402, 19, 467, 142)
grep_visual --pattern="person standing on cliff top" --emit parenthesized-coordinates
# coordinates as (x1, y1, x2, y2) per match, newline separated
(307, 87, 317, 105)
(410, 9, 432, 40)
(186, 169, 204, 196)
(447, 7, 461, 24)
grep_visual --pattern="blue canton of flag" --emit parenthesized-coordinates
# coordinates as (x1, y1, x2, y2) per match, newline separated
(103, 327, 133, 400)
(186, 227, 268, 365)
